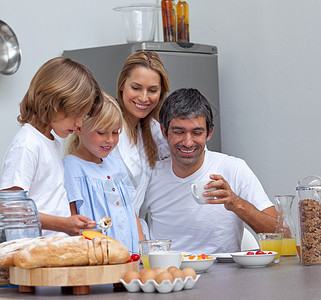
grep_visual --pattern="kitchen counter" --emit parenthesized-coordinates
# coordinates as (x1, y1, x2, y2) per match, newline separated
(1, 256, 320, 299)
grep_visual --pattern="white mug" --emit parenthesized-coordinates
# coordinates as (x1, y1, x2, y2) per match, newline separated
(190, 180, 216, 204)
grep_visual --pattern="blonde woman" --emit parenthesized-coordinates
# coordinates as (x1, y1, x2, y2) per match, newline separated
(63, 93, 141, 252)
(112, 51, 170, 224)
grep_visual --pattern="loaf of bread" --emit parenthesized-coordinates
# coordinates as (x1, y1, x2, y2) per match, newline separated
(5, 235, 130, 269)
(107, 238, 131, 265)
(14, 236, 90, 268)
(0, 237, 44, 267)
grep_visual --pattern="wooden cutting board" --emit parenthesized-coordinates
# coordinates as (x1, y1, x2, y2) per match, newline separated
(9, 261, 138, 287)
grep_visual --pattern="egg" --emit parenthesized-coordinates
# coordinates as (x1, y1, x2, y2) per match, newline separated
(167, 266, 179, 274)
(141, 269, 157, 284)
(153, 267, 167, 275)
(156, 271, 174, 284)
(182, 267, 196, 279)
(122, 270, 141, 284)
(139, 268, 149, 277)
(171, 269, 185, 281)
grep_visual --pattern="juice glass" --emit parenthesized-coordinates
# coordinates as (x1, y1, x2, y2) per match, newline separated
(281, 238, 297, 255)
(258, 233, 284, 263)
(139, 239, 172, 269)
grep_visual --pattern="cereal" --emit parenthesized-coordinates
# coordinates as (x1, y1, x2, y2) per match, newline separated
(298, 199, 321, 265)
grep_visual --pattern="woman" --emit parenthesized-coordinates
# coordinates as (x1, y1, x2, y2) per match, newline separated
(111, 51, 170, 236)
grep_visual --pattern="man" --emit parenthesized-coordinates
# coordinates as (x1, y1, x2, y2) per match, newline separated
(140, 88, 278, 254)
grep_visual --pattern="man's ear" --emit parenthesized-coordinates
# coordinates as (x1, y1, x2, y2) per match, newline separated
(160, 124, 168, 141)
(206, 128, 214, 142)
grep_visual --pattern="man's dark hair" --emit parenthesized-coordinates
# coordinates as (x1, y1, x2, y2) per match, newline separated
(159, 88, 214, 137)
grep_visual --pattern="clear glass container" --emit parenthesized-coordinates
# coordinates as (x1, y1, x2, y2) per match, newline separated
(296, 175, 321, 265)
(0, 190, 41, 286)
(0, 190, 42, 241)
(113, 4, 159, 43)
(274, 195, 297, 256)
(139, 239, 172, 269)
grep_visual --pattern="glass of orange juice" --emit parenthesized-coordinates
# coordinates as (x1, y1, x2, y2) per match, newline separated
(139, 240, 172, 269)
(258, 233, 284, 263)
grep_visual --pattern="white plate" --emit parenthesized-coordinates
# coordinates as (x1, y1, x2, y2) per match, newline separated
(210, 253, 234, 263)
(230, 251, 277, 268)
(120, 275, 200, 293)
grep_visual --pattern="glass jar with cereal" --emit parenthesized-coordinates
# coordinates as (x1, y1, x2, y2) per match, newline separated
(296, 176, 321, 265)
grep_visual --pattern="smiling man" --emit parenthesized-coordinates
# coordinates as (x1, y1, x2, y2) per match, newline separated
(140, 88, 278, 254)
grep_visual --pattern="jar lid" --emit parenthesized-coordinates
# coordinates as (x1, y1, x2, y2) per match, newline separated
(296, 175, 321, 191)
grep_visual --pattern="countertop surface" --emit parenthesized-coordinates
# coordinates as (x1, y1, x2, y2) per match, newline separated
(1, 256, 320, 300)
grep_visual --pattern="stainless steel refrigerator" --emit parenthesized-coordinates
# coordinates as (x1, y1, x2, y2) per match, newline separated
(63, 42, 221, 152)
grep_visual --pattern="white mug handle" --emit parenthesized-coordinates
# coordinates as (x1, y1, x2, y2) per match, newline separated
(191, 184, 199, 199)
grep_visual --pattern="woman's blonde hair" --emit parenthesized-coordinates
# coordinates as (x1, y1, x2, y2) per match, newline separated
(18, 57, 103, 130)
(116, 51, 170, 168)
(65, 92, 123, 155)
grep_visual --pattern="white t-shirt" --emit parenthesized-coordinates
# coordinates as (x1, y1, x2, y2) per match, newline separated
(141, 150, 273, 254)
(0, 124, 70, 236)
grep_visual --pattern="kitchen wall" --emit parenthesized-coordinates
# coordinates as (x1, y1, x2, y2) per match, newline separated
(1, 0, 321, 201)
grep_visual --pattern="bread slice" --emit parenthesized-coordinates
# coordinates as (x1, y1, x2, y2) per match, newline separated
(101, 238, 109, 264)
(87, 239, 97, 266)
(92, 238, 103, 265)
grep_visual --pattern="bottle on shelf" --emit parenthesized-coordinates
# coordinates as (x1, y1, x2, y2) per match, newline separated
(176, 0, 189, 43)
(161, 0, 176, 42)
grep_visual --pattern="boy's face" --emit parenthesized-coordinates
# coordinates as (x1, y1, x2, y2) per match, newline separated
(76, 125, 120, 163)
(161, 116, 213, 177)
(50, 111, 85, 138)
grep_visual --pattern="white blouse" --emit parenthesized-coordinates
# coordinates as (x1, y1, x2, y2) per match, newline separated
(111, 119, 169, 214)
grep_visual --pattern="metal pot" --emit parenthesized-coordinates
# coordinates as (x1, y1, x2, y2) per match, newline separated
(0, 20, 21, 75)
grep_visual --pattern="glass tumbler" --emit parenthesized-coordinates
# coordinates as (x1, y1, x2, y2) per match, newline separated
(139, 239, 172, 268)
(258, 233, 284, 263)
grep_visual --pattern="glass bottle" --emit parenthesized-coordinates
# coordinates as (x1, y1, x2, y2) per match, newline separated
(172, 0, 177, 39)
(274, 195, 297, 256)
(161, 0, 176, 42)
(176, 0, 189, 42)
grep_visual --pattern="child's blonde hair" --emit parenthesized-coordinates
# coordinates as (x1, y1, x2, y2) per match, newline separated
(18, 57, 103, 129)
(65, 92, 123, 155)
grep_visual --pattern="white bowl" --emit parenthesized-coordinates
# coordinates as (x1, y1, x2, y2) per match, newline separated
(148, 251, 181, 269)
(230, 251, 277, 268)
(180, 258, 215, 273)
